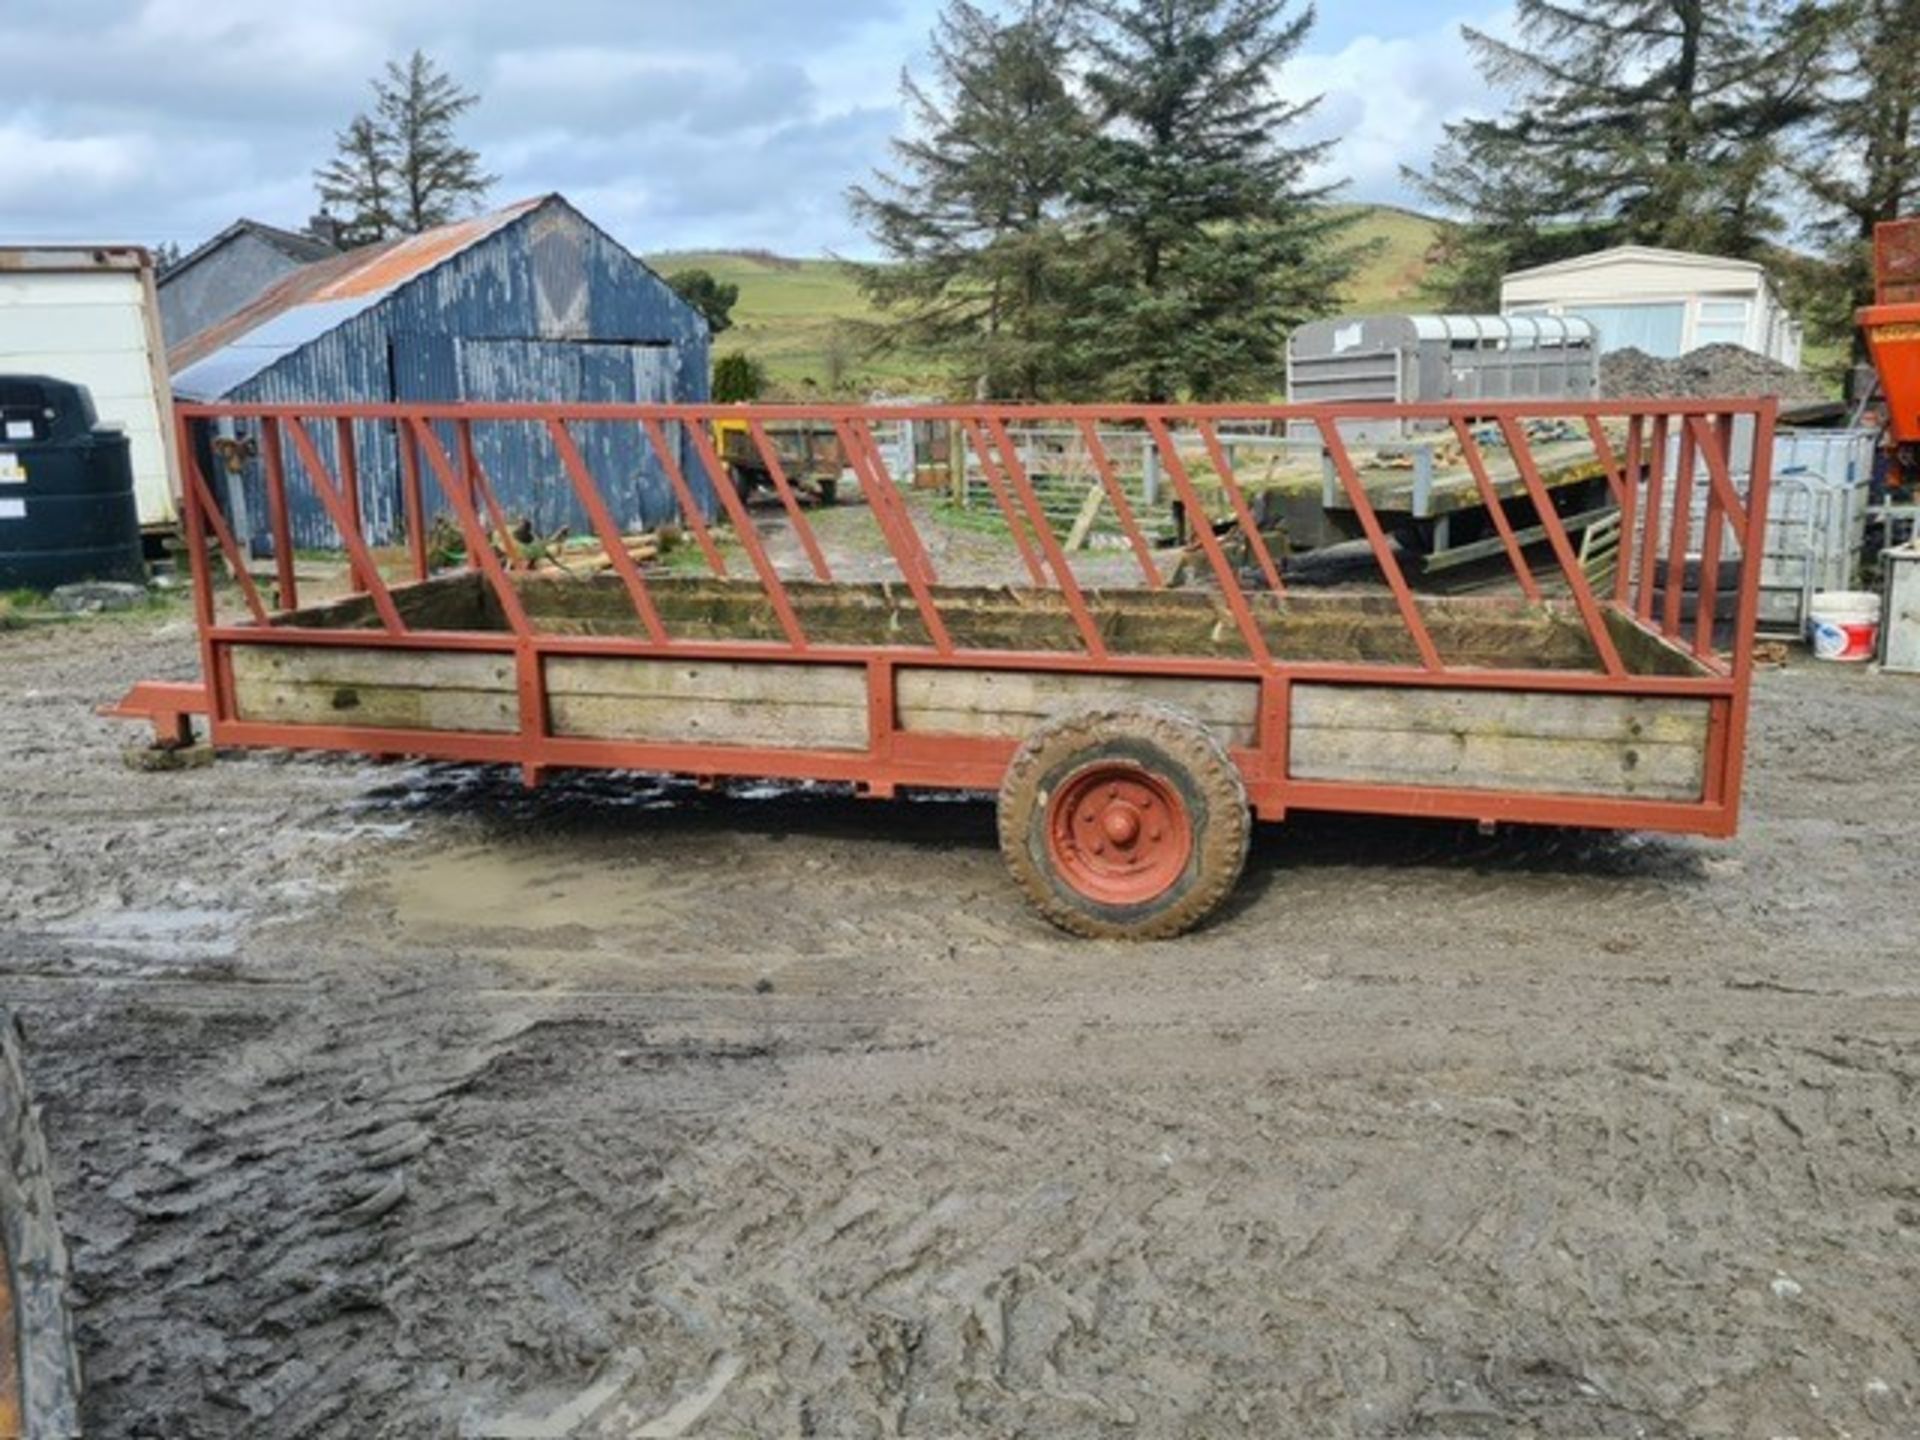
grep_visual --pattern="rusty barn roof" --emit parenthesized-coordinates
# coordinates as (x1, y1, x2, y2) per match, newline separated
(168, 197, 546, 399)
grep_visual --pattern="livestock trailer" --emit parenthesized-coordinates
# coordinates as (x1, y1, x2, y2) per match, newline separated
(112, 398, 1775, 939)
(1286, 314, 1599, 443)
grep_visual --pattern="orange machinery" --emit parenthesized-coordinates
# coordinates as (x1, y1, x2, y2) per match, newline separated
(1861, 218, 1920, 486)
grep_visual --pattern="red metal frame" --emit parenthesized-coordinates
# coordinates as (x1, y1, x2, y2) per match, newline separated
(120, 397, 1777, 840)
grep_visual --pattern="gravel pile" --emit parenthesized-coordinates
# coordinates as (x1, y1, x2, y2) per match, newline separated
(1601, 344, 1830, 405)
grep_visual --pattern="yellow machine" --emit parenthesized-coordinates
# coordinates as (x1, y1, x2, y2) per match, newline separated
(710, 416, 844, 505)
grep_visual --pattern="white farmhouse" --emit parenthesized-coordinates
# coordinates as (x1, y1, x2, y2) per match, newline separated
(1501, 245, 1802, 367)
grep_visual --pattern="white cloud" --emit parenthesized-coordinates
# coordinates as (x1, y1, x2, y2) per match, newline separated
(0, 1, 1512, 256)
(1285, 7, 1515, 211)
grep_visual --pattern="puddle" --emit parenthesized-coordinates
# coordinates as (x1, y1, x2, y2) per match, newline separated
(380, 842, 704, 943)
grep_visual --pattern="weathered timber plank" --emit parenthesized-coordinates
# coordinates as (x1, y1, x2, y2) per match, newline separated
(896, 669, 1260, 746)
(230, 645, 514, 690)
(508, 575, 1597, 668)
(1289, 728, 1704, 799)
(1602, 608, 1713, 677)
(229, 644, 517, 733)
(284, 573, 489, 632)
(544, 658, 869, 751)
(1289, 684, 1708, 799)
(545, 657, 867, 705)
(1291, 685, 1711, 745)
(275, 573, 1642, 674)
(232, 683, 520, 733)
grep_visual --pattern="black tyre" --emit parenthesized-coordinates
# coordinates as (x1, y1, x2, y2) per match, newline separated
(997, 704, 1251, 940)
(1, 1012, 81, 1438)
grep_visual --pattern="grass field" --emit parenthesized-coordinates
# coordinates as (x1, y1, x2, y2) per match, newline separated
(646, 203, 1442, 398)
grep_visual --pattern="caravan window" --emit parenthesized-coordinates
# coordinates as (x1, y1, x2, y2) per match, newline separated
(1566, 303, 1686, 357)
(1695, 299, 1751, 348)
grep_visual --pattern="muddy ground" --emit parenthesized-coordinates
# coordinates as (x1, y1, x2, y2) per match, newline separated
(2, 604, 1918, 1438)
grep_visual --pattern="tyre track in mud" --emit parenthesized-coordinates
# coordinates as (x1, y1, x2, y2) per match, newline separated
(2, 616, 1918, 1436)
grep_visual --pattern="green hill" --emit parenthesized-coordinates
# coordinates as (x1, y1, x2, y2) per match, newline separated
(646, 204, 1442, 397)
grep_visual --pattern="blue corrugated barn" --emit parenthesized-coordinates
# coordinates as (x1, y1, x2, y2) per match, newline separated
(168, 194, 711, 547)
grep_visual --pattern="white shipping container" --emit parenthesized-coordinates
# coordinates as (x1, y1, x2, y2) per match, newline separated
(0, 246, 178, 527)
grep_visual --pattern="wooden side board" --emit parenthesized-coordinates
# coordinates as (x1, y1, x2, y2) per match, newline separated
(1289, 684, 1710, 801)
(229, 645, 519, 733)
(545, 658, 869, 751)
(896, 668, 1260, 747)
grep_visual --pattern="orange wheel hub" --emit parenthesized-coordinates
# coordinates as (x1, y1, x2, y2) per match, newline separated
(1046, 764, 1191, 906)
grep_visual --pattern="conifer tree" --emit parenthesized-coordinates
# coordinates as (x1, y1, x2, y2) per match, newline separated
(1798, 0, 1920, 357)
(1412, 1, 1828, 309)
(316, 51, 493, 244)
(851, 1, 1101, 399)
(1074, 0, 1354, 401)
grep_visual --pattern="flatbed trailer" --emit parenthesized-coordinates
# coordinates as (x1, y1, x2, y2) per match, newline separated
(1172, 425, 1622, 569)
(113, 398, 1776, 939)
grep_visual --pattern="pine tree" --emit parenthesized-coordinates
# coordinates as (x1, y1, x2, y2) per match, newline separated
(1073, 0, 1355, 402)
(376, 51, 496, 233)
(1412, 1, 1829, 309)
(315, 114, 399, 246)
(850, 0, 1101, 400)
(1797, 0, 1920, 359)
(315, 51, 493, 243)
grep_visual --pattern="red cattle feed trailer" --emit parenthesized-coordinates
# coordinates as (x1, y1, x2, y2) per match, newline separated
(112, 398, 1775, 938)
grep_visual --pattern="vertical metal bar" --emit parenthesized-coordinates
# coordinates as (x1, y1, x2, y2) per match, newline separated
(398, 419, 428, 581)
(1196, 420, 1285, 594)
(832, 419, 953, 654)
(178, 411, 262, 655)
(281, 418, 407, 633)
(1257, 673, 1291, 820)
(1614, 415, 1644, 607)
(984, 416, 1108, 660)
(335, 417, 366, 591)
(1145, 418, 1273, 666)
(1636, 416, 1670, 621)
(641, 417, 729, 575)
(514, 636, 549, 789)
(178, 418, 269, 625)
(1450, 417, 1541, 601)
(1663, 419, 1699, 639)
(1716, 400, 1775, 817)
(1690, 412, 1755, 669)
(409, 418, 534, 638)
(458, 419, 522, 568)
(961, 421, 1049, 587)
(1316, 418, 1444, 671)
(545, 420, 668, 645)
(1074, 420, 1163, 589)
(686, 419, 810, 650)
(1691, 414, 1731, 659)
(865, 656, 897, 796)
(744, 419, 833, 582)
(1495, 417, 1626, 676)
(259, 417, 297, 611)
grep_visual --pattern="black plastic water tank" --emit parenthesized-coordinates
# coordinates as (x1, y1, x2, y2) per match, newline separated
(0, 375, 144, 590)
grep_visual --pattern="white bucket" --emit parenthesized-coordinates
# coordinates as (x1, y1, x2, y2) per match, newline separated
(1808, 590, 1881, 662)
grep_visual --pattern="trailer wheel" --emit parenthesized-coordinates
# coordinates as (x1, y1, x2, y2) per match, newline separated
(1, 1013, 82, 1438)
(998, 704, 1250, 940)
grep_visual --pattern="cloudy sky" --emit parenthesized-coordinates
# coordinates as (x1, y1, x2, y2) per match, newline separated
(0, 0, 1510, 257)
